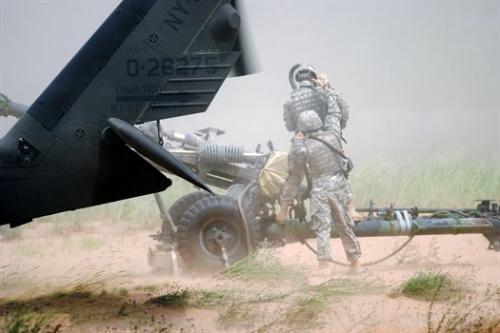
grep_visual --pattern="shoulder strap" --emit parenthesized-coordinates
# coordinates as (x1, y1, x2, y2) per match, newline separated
(309, 136, 347, 160)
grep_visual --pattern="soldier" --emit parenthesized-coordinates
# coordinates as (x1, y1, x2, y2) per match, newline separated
(283, 64, 328, 133)
(313, 73, 363, 222)
(283, 64, 362, 222)
(277, 111, 362, 272)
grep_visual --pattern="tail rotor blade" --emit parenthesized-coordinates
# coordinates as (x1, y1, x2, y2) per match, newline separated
(231, 0, 259, 76)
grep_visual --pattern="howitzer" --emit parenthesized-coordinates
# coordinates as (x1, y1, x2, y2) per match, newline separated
(147, 126, 500, 273)
(1, 104, 498, 271)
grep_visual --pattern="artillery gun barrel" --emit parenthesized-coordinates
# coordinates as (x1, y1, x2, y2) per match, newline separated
(352, 217, 499, 237)
(165, 130, 205, 148)
(266, 216, 500, 250)
(356, 207, 484, 214)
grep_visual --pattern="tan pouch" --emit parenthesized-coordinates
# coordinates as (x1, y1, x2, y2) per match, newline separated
(258, 151, 289, 198)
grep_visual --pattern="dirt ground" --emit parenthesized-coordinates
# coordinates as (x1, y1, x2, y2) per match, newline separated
(0, 221, 499, 333)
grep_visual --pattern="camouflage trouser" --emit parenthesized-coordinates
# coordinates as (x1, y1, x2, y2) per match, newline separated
(310, 176, 361, 262)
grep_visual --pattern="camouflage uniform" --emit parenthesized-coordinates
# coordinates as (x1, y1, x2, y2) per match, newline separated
(283, 65, 328, 133)
(323, 87, 349, 136)
(321, 86, 356, 208)
(280, 112, 361, 263)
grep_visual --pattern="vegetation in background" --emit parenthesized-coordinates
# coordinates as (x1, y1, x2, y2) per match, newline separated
(350, 157, 500, 208)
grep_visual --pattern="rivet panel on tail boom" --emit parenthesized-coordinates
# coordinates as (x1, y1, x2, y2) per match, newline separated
(27, 0, 158, 131)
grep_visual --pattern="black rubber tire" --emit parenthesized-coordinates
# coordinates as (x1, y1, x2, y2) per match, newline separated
(161, 192, 210, 234)
(176, 196, 261, 272)
(169, 192, 211, 224)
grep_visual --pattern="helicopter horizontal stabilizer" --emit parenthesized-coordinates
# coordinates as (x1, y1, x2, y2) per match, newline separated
(107, 118, 213, 193)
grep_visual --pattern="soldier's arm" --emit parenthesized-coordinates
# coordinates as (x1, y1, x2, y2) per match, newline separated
(335, 92, 350, 129)
(324, 92, 338, 131)
(280, 137, 307, 204)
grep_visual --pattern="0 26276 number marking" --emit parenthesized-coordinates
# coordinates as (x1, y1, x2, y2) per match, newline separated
(126, 56, 218, 77)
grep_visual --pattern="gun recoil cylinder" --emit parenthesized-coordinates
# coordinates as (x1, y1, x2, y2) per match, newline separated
(198, 143, 245, 166)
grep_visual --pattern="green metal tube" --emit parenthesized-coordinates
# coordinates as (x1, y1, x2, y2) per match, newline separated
(264, 217, 500, 242)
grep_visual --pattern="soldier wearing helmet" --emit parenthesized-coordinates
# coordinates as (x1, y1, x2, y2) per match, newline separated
(283, 64, 328, 133)
(277, 110, 362, 272)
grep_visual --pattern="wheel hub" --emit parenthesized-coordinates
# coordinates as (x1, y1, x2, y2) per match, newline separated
(200, 218, 241, 259)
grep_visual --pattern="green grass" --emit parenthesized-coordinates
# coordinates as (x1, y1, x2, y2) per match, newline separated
(350, 157, 500, 208)
(212, 276, 382, 331)
(4, 312, 55, 333)
(146, 287, 233, 309)
(282, 277, 381, 328)
(310, 277, 381, 298)
(189, 290, 230, 308)
(147, 289, 190, 308)
(224, 249, 306, 282)
(0, 287, 137, 325)
(400, 271, 461, 301)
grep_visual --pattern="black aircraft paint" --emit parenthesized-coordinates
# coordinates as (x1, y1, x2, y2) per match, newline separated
(0, 0, 251, 227)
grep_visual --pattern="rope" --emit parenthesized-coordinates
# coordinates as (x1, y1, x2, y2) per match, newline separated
(302, 235, 416, 267)
(210, 235, 416, 280)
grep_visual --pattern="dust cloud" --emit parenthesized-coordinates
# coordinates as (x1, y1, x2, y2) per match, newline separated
(0, 0, 498, 162)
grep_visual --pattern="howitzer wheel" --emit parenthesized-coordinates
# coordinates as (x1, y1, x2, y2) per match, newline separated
(177, 195, 261, 272)
(161, 191, 211, 234)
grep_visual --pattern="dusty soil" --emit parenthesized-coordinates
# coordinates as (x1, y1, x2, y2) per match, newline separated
(0, 221, 499, 333)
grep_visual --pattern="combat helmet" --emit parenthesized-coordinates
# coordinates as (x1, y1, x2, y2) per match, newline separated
(298, 110, 322, 133)
(289, 64, 318, 89)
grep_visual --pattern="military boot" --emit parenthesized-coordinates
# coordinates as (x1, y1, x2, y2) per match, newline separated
(348, 260, 367, 274)
(311, 259, 334, 277)
(318, 260, 331, 270)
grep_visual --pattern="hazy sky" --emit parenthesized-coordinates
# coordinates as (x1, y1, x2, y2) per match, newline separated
(0, 0, 498, 162)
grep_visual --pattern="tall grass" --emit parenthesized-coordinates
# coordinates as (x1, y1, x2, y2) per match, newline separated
(224, 249, 306, 282)
(350, 157, 500, 208)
